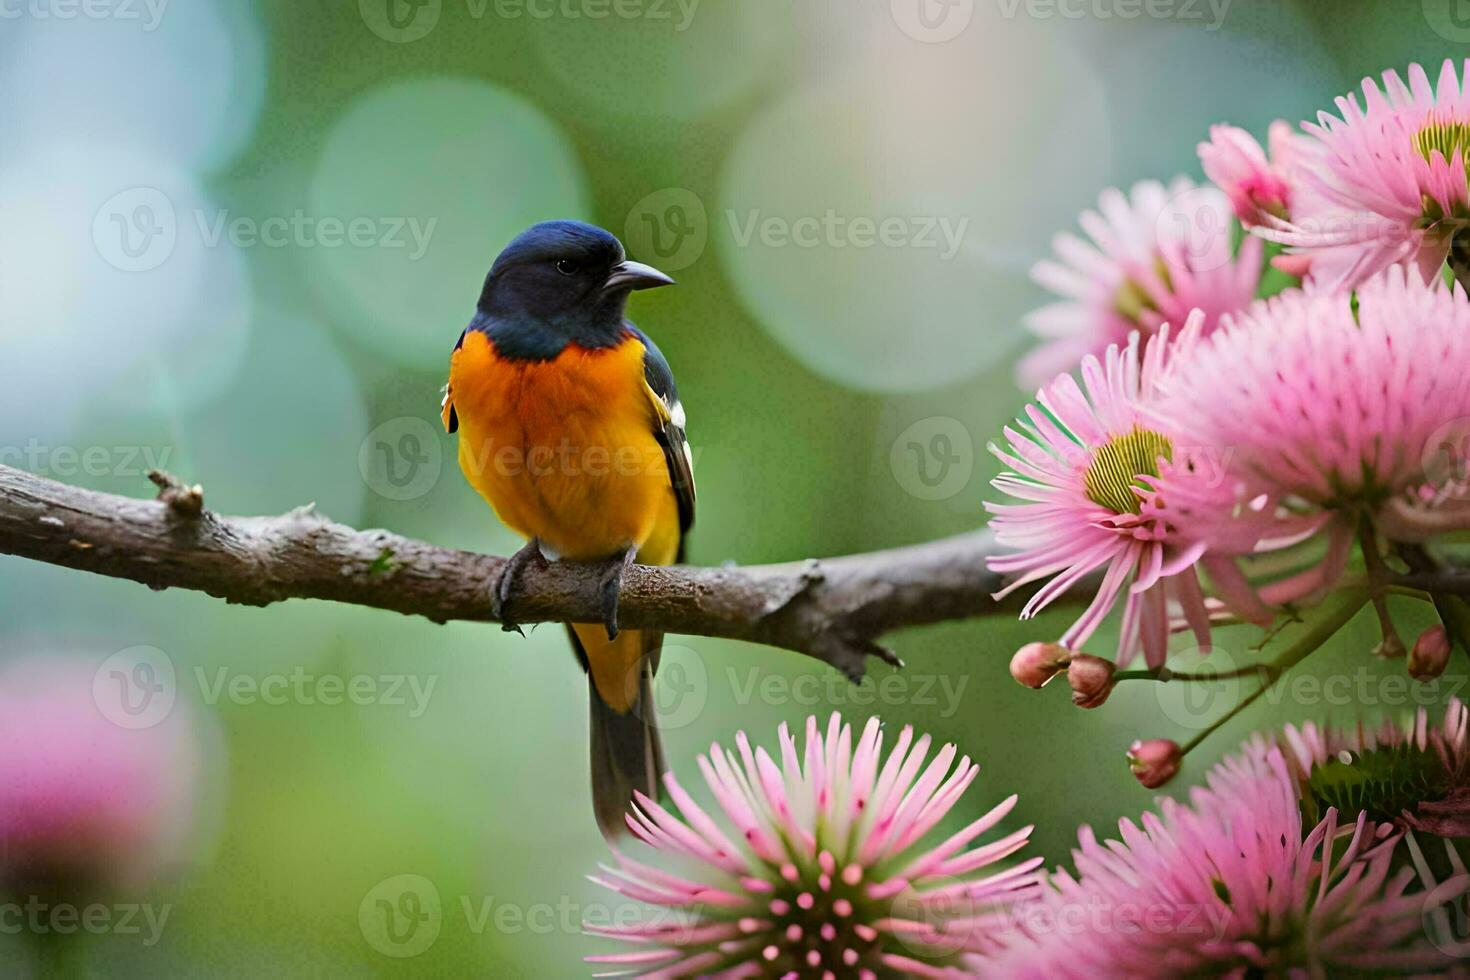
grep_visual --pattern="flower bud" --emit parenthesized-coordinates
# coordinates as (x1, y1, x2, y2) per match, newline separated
(1009, 642, 1071, 690)
(1409, 625, 1453, 682)
(1127, 739, 1182, 789)
(1198, 123, 1291, 227)
(1067, 654, 1116, 709)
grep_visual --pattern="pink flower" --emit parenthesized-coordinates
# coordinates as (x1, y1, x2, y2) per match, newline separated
(1258, 60, 1470, 291)
(1198, 121, 1298, 227)
(986, 316, 1248, 669)
(1155, 268, 1470, 584)
(1277, 698, 1470, 838)
(584, 714, 1041, 977)
(1021, 177, 1262, 387)
(982, 740, 1463, 976)
(0, 657, 205, 900)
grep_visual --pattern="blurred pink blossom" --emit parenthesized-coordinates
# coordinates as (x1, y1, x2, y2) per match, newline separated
(0, 656, 204, 899)
(1021, 177, 1261, 388)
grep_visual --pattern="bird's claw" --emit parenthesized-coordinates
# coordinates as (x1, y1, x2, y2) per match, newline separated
(599, 547, 638, 641)
(492, 539, 544, 635)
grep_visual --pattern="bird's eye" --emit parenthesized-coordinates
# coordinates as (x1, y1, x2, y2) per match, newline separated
(555, 259, 580, 276)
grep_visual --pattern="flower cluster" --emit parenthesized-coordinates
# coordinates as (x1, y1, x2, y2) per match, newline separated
(992, 60, 1470, 774)
(589, 57, 1470, 980)
(588, 712, 1470, 977)
(979, 734, 1465, 976)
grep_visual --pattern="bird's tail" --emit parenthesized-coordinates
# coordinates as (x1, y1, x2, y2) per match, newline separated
(571, 624, 665, 840)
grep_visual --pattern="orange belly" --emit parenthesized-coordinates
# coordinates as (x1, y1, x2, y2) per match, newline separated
(450, 329, 680, 566)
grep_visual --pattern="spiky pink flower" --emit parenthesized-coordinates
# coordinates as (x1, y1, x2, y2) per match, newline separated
(1198, 121, 1300, 227)
(1258, 59, 1470, 290)
(0, 657, 204, 899)
(584, 714, 1041, 978)
(1021, 177, 1262, 387)
(1278, 698, 1470, 838)
(981, 739, 1463, 976)
(986, 316, 1263, 669)
(1156, 268, 1470, 576)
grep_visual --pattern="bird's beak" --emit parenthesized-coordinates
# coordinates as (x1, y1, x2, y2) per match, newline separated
(602, 260, 676, 293)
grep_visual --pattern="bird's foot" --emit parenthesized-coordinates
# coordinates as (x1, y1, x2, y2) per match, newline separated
(491, 538, 545, 635)
(598, 547, 638, 641)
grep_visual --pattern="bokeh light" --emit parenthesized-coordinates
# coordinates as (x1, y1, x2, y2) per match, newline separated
(184, 311, 369, 525)
(0, 0, 267, 170)
(529, 0, 792, 121)
(717, 15, 1109, 392)
(307, 77, 592, 369)
(0, 144, 253, 446)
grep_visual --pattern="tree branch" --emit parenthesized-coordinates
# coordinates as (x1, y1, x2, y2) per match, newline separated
(0, 465, 1019, 681)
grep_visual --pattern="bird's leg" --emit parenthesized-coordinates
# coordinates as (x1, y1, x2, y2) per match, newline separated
(491, 538, 546, 636)
(599, 546, 639, 641)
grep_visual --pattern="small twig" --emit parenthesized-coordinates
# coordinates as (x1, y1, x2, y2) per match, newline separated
(1392, 571, 1470, 595)
(147, 469, 204, 519)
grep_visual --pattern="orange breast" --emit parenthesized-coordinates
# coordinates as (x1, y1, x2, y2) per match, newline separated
(448, 330, 680, 565)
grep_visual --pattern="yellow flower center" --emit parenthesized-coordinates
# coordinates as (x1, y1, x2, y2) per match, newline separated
(1413, 114, 1470, 169)
(1112, 257, 1173, 324)
(1083, 427, 1174, 514)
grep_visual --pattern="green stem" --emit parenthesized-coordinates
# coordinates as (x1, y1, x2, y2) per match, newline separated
(1180, 585, 1369, 755)
(1359, 517, 1405, 656)
(1435, 592, 1470, 660)
(1114, 666, 1268, 683)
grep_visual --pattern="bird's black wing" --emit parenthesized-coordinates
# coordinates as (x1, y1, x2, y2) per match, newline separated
(630, 326, 695, 554)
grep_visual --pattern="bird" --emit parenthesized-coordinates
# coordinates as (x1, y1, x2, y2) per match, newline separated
(441, 220, 694, 839)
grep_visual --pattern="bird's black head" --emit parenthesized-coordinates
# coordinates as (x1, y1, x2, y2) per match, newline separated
(473, 220, 674, 357)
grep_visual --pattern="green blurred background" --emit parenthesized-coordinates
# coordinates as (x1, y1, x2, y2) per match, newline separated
(2, 0, 1468, 974)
